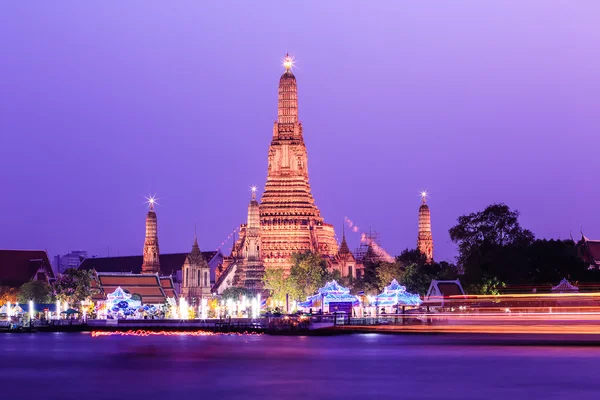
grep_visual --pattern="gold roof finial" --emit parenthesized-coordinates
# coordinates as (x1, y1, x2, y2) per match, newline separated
(420, 190, 428, 204)
(283, 53, 294, 71)
(144, 194, 159, 210)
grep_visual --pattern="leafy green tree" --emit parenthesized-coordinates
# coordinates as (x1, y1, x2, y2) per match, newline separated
(449, 203, 534, 284)
(396, 248, 426, 267)
(53, 268, 97, 304)
(526, 239, 588, 284)
(262, 268, 296, 304)
(289, 252, 329, 300)
(467, 276, 506, 296)
(221, 287, 254, 300)
(18, 281, 53, 303)
(400, 262, 458, 295)
(0, 287, 19, 305)
(375, 261, 404, 290)
(354, 259, 380, 295)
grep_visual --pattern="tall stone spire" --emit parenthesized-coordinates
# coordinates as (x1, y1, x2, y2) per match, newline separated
(278, 53, 298, 125)
(417, 191, 434, 263)
(141, 199, 160, 274)
(243, 187, 264, 290)
(259, 53, 338, 272)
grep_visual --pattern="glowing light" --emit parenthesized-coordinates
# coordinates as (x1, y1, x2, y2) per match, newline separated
(6, 302, 11, 318)
(29, 301, 34, 320)
(91, 330, 263, 338)
(420, 190, 428, 199)
(283, 53, 294, 71)
(56, 300, 61, 319)
(144, 194, 159, 209)
(250, 186, 257, 193)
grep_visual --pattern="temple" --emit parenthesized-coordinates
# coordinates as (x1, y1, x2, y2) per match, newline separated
(180, 233, 212, 303)
(218, 54, 342, 292)
(141, 198, 160, 274)
(417, 191, 433, 263)
(259, 54, 338, 271)
(578, 235, 600, 269)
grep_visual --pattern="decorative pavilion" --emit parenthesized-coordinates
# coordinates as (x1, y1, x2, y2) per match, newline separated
(374, 279, 422, 310)
(298, 280, 359, 313)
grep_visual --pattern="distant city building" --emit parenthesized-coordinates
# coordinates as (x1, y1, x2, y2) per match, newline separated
(0, 250, 55, 288)
(417, 192, 434, 263)
(54, 250, 87, 274)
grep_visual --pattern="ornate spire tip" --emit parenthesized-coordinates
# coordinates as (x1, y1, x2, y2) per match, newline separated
(144, 195, 159, 210)
(283, 53, 294, 71)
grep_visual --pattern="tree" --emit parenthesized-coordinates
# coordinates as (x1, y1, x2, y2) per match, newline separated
(525, 239, 588, 284)
(468, 277, 506, 296)
(375, 261, 404, 290)
(0, 287, 19, 305)
(289, 252, 329, 300)
(262, 268, 296, 304)
(449, 203, 534, 284)
(18, 281, 52, 303)
(400, 262, 458, 295)
(221, 287, 254, 300)
(53, 268, 97, 304)
(396, 248, 426, 267)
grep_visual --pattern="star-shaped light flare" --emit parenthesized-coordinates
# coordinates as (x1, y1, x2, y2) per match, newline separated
(283, 53, 295, 71)
(144, 194, 159, 210)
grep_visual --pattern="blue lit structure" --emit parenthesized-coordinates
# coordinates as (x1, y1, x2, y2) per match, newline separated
(298, 280, 359, 310)
(374, 279, 422, 306)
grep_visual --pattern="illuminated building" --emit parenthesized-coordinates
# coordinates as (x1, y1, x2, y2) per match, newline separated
(180, 235, 212, 302)
(259, 53, 339, 271)
(141, 198, 160, 274)
(219, 53, 340, 290)
(417, 191, 434, 263)
(231, 187, 264, 291)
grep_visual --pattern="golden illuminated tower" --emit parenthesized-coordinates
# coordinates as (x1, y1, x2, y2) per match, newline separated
(417, 192, 433, 263)
(259, 54, 338, 272)
(141, 198, 161, 274)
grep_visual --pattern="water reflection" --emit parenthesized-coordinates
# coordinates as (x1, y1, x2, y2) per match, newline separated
(1, 333, 599, 399)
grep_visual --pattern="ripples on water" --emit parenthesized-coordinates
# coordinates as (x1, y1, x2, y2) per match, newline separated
(1, 333, 599, 399)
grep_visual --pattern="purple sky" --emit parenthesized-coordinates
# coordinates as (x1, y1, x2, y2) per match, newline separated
(1, 1, 599, 263)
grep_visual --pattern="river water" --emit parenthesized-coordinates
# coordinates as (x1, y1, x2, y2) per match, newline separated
(1, 332, 598, 399)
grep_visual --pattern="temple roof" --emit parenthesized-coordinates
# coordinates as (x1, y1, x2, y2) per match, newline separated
(338, 234, 351, 255)
(0, 250, 55, 287)
(579, 236, 600, 267)
(280, 70, 296, 81)
(551, 278, 579, 293)
(187, 237, 206, 265)
(96, 273, 175, 304)
(79, 252, 219, 276)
